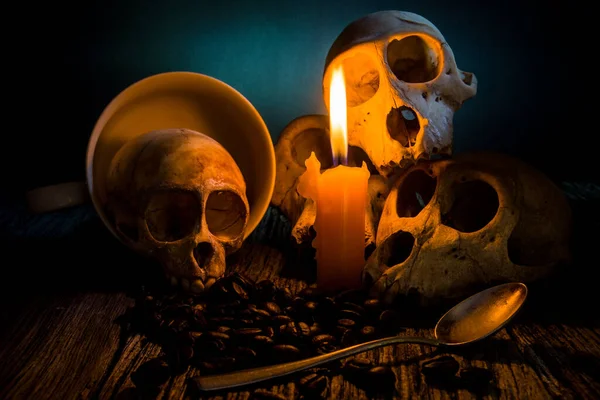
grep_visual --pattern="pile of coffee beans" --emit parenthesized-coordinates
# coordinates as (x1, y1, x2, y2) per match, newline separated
(127, 272, 401, 395)
(127, 272, 494, 397)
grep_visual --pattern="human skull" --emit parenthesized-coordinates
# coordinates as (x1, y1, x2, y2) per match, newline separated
(105, 128, 249, 293)
(364, 152, 571, 304)
(271, 114, 388, 255)
(323, 10, 477, 177)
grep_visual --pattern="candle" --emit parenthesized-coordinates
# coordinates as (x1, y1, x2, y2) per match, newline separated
(297, 65, 370, 292)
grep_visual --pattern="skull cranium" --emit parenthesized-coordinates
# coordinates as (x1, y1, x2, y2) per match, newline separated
(364, 151, 572, 305)
(105, 128, 249, 292)
(323, 10, 477, 176)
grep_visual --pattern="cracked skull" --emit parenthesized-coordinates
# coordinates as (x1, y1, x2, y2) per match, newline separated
(323, 10, 477, 176)
(105, 128, 249, 293)
(364, 152, 571, 304)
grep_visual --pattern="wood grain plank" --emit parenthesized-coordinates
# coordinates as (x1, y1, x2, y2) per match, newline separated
(0, 293, 131, 400)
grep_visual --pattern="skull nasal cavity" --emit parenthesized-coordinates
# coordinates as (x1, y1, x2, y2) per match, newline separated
(387, 106, 420, 147)
(146, 191, 199, 242)
(292, 128, 333, 170)
(442, 180, 499, 233)
(396, 169, 437, 217)
(384, 231, 415, 267)
(194, 242, 214, 269)
(387, 36, 440, 83)
(206, 191, 247, 240)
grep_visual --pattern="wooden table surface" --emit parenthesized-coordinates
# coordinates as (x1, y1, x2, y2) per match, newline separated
(0, 186, 599, 400)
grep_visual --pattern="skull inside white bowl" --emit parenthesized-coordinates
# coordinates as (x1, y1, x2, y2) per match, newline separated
(364, 152, 572, 305)
(323, 10, 477, 177)
(105, 128, 249, 293)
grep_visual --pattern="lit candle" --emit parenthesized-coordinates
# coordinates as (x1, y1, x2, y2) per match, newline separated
(297, 65, 370, 292)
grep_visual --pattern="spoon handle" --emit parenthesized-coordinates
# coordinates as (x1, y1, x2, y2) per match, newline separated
(194, 335, 441, 391)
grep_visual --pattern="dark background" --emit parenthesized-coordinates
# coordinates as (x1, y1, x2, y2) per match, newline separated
(2, 0, 595, 202)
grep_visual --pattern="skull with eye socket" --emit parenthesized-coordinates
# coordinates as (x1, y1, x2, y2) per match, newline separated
(364, 152, 572, 305)
(105, 128, 249, 293)
(272, 11, 477, 252)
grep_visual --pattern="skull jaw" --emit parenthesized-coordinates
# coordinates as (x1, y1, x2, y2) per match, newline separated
(156, 240, 227, 293)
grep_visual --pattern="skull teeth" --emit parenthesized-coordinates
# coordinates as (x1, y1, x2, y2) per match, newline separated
(167, 275, 207, 293)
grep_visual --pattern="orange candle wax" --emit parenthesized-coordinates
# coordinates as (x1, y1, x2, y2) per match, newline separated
(298, 153, 369, 291)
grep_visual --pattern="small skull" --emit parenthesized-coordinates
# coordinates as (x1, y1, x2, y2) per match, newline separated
(364, 152, 571, 304)
(271, 114, 388, 254)
(323, 10, 477, 176)
(105, 128, 249, 292)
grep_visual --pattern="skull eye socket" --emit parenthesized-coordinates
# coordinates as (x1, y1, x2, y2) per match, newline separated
(396, 169, 437, 218)
(206, 190, 247, 240)
(387, 35, 441, 83)
(339, 52, 380, 107)
(441, 180, 499, 233)
(146, 190, 200, 242)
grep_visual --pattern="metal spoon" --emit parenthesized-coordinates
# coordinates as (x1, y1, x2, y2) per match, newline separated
(194, 282, 527, 391)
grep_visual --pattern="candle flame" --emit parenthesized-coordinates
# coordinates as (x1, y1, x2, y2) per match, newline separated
(329, 65, 348, 166)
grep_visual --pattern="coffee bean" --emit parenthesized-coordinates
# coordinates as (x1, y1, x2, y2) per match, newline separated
(232, 282, 249, 301)
(316, 343, 338, 354)
(252, 335, 274, 347)
(337, 318, 356, 328)
(347, 357, 372, 370)
(272, 344, 301, 360)
(251, 389, 286, 400)
(205, 331, 230, 341)
(197, 361, 217, 373)
(339, 309, 363, 322)
(298, 322, 311, 337)
(421, 355, 460, 379)
(190, 331, 203, 339)
(264, 302, 281, 315)
(248, 304, 271, 319)
(340, 302, 366, 316)
(272, 315, 293, 325)
(179, 345, 194, 360)
(316, 297, 336, 318)
(263, 326, 275, 338)
(298, 287, 318, 300)
(312, 334, 336, 346)
(282, 322, 300, 338)
(256, 280, 276, 301)
(274, 287, 293, 305)
(233, 327, 263, 337)
(216, 326, 231, 334)
(310, 323, 322, 336)
(298, 372, 329, 398)
(202, 339, 226, 354)
(360, 325, 376, 338)
(293, 296, 306, 308)
(304, 301, 318, 313)
(192, 303, 207, 312)
(236, 346, 257, 359)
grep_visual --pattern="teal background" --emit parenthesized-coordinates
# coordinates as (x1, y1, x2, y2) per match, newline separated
(4, 0, 592, 198)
